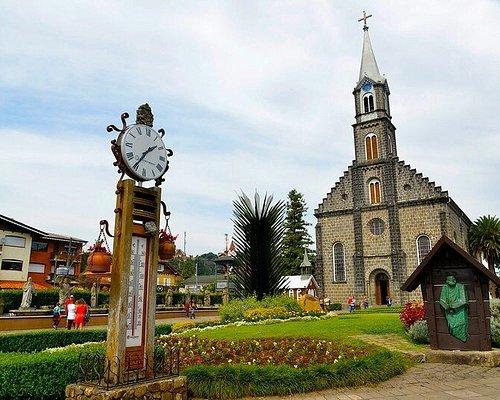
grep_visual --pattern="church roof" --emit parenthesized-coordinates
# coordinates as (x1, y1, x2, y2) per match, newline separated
(280, 274, 319, 290)
(358, 25, 385, 85)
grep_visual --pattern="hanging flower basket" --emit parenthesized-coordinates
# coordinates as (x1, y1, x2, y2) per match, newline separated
(87, 239, 112, 273)
(159, 229, 177, 260)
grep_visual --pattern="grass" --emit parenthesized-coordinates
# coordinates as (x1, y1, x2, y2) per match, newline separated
(176, 309, 415, 398)
(186, 310, 406, 342)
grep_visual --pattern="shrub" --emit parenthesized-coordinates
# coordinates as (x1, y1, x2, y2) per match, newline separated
(172, 320, 196, 333)
(184, 350, 409, 399)
(243, 306, 289, 321)
(258, 295, 303, 313)
(490, 298, 500, 319)
(331, 303, 343, 311)
(408, 319, 429, 344)
(0, 329, 107, 353)
(399, 302, 426, 330)
(0, 325, 172, 353)
(490, 299, 500, 347)
(219, 295, 303, 322)
(0, 343, 105, 400)
(219, 296, 260, 322)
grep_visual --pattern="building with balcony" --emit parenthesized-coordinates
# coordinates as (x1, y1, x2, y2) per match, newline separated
(0, 214, 87, 289)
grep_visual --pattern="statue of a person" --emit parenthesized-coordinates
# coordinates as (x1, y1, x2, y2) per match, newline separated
(222, 287, 229, 305)
(439, 275, 468, 342)
(165, 288, 173, 307)
(20, 277, 35, 309)
(59, 277, 71, 306)
(204, 291, 211, 307)
(90, 282, 98, 308)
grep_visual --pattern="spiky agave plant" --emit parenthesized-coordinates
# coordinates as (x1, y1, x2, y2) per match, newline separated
(231, 192, 287, 300)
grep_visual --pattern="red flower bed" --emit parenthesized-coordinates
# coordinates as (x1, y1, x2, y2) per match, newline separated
(158, 336, 368, 368)
(399, 302, 426, 329)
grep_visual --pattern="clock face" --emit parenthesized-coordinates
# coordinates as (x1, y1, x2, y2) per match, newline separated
(119, 124, 168, 181)
(362, 81, 373, 92)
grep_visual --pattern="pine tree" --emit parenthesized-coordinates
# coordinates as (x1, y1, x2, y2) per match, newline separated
(282, 189, 314, 275)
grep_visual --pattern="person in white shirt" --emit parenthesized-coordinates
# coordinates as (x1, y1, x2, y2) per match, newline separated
(66, 297, 77, 330)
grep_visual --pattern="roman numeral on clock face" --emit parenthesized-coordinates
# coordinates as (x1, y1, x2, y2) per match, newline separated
(142, 168, 146, 177)
(156, 163, 163, 172)
(126, 152, 134, 160)
(125, 142, 133, 148)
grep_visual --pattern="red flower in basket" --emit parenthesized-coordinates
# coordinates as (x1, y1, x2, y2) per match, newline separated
(159, 229, 178, 242)
(159, 230, 177, 260)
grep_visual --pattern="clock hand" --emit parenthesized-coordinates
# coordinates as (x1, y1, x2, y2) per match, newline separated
(133, 145, 157, 169)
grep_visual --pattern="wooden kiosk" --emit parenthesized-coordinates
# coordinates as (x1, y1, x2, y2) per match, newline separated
(401, 235, 500, 351)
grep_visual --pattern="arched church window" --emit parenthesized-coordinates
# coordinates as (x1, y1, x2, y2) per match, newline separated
(363, 94, 374, 113)
(369, 179, 381, 204)
(365, 134, 378, 160)
(417, 235, 431, 264)
(332, 242, 346, 282)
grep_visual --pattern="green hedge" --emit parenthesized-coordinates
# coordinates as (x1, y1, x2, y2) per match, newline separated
(185, 350, 410, 399)
(0, 324, 172, 353)
(0, 344, 105, 400)
(0, 345, 409, 400)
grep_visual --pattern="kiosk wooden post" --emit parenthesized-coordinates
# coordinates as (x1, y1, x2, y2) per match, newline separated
(106, 179, 161, 382)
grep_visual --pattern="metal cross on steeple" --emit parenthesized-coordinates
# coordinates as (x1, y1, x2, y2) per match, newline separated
(358, 10, 372, 30)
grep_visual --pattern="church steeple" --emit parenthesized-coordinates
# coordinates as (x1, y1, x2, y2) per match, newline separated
(358, 11, 385, 85)
(352, 11, 396, 164)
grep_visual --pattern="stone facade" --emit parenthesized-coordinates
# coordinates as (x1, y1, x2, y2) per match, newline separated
(65, 376, 187, 400)
(314, 24, 471, 307)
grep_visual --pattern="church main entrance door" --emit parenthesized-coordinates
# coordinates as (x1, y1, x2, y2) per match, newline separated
(375, 272, 389, 305)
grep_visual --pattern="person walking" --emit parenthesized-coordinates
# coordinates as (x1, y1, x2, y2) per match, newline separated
(52, 302, 62, 329)
(347, 295, 355, 312)
(74, 299, 87, 330)
(66, 296, 76, 329)
(189, 300, 197, 319)
(363, 296, 369, 309)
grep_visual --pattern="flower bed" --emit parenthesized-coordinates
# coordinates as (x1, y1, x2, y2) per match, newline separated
(158, 335, 367, 368)
(399, 302, 426, 330)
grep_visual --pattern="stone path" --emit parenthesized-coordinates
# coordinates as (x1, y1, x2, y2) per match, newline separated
(252, 363, 500, 399)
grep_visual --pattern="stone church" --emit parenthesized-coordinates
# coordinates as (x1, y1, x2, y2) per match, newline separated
(314, 16, 471, 307)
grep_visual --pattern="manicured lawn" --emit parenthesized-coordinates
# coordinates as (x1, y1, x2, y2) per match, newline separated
(185, 309, 406, 341)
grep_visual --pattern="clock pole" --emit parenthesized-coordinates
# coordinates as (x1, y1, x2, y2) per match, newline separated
(105, 105, 172, 384)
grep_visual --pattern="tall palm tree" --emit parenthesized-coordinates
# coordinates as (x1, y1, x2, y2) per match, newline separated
(231, 192, 287, 300)
(469, 215, 500, 297)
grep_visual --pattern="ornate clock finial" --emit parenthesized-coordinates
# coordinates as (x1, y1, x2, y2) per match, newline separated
(136, 103, 154, 127)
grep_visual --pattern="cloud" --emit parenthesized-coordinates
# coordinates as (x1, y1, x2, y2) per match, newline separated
(0, 1, 499, 255)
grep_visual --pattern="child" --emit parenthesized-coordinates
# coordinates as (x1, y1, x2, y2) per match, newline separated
(52, 302, 62, 329)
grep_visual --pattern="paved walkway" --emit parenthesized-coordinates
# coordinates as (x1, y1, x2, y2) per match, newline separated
(253, 363, 500, 399)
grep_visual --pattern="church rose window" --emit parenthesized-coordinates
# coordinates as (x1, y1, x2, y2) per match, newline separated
(417, 235, 431, 264)
(333, 243, 346, 282)
(369, 218, 385, 235)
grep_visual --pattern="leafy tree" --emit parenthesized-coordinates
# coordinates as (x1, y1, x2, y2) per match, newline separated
(469, 215, 500, 297)
(169, 256, 196, 279)
(282, 189, 314, 275)
(231, 192, 287, 300)
(194, 252, 218, 276)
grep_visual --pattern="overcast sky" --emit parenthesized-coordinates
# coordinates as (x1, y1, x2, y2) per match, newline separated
(1, 1, 499, 256)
